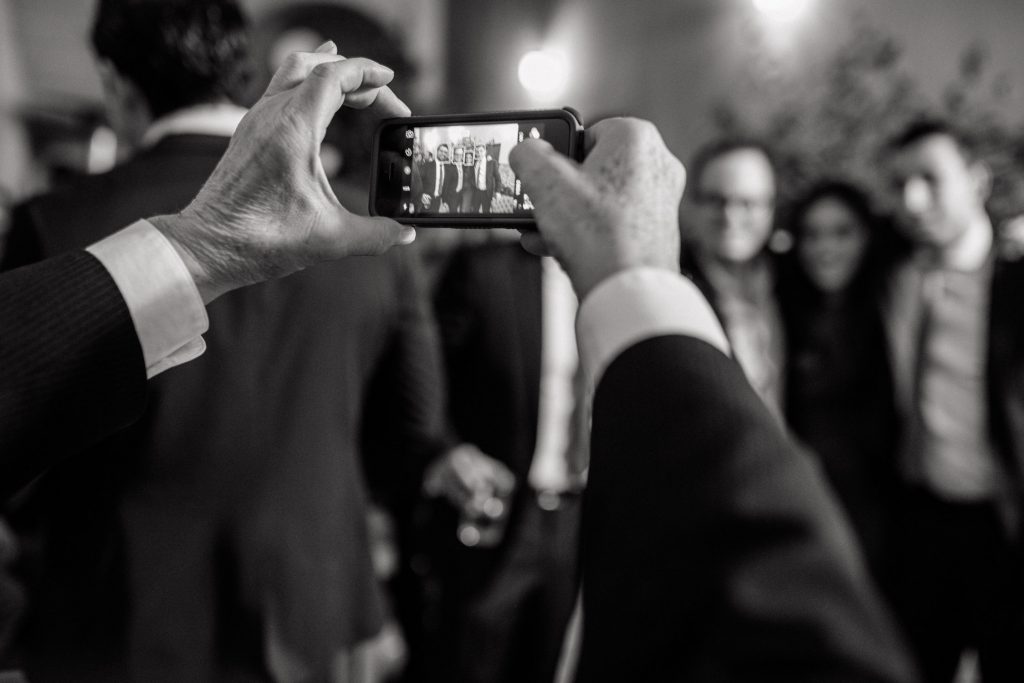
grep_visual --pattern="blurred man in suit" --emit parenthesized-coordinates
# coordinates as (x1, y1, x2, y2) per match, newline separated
(0, 45, 413, 502)
(470, 144, 503, 213)
(422, 144, 446, 212)
(681, 139, 785, 418)
(405, 240, 584, 683)
(3, 3, 449, 681)
(882, 119, 1024, 683)
(439, 144, 463, 214)
(0, 39, 412, 668)
(412, 151, 442, 213)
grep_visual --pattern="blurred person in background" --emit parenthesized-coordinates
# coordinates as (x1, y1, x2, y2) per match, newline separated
(1, 2, 452, 681)
(392, 238, 586, 683)
(780, 180, 904, 596)
(882, 119, 1024, 683)
(439, 143, 461, 214)
(680, 138, 786, 418)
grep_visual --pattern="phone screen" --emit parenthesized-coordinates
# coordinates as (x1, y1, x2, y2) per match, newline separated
(374, 116, 573, 222)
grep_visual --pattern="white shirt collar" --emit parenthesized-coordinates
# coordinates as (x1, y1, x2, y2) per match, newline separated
(141, 103, 248, 148)
(940, 213, 993, 272)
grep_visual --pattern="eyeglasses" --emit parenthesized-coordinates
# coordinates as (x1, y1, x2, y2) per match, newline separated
(695, 192, 774, 214)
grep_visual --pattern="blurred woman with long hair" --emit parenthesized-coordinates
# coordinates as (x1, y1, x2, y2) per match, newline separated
(781, 180, 906, 593)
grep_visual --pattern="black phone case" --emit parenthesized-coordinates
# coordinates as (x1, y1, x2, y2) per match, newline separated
(369, 107, 585, 228)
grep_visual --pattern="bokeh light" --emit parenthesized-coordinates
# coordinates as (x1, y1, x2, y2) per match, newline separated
(752, 0, 813, 23)
(518, 49, 570, 100)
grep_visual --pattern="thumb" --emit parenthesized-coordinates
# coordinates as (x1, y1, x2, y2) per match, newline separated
(509, 139, 593, 221)
(331, 213, 416, 257)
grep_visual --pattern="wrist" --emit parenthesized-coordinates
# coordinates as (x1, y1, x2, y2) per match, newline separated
(149, 211, 231, 305)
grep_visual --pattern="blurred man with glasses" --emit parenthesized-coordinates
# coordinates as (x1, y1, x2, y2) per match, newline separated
(681, 139, 784, 417)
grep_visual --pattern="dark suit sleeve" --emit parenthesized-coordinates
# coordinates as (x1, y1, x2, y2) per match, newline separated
(577, 335, 917, 683)
(0, 251, 147, 500)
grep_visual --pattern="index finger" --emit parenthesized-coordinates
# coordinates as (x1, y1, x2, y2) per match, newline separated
(263, 51, 346, 99)
(296, 57, 399, 132)
(344, 84, 412, 118)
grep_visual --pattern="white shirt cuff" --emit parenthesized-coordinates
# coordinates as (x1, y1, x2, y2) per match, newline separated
(576, 267, 730, 391)
(87, 219, 209, 378)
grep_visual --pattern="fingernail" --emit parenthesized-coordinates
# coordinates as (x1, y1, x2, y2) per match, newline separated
(315, 41, 337, 54)
(377, 64, 395, 77)
(398, 227, 416, 245)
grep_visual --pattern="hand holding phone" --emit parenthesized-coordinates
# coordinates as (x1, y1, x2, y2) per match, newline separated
(510, 117, 688, 299)
(370, 108, 584, 228)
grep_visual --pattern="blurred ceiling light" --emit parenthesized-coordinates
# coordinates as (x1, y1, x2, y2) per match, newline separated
(752, 0, 812, 22)
(518, 49, 570, 100)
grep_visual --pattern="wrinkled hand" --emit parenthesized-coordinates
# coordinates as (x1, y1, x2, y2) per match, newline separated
(423, 443, 516, 517)
(509, 118, 686, 299)
(152, 42, 415, 303)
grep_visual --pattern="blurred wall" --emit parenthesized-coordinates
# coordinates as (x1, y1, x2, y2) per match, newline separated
(0, 0, 32, 198)
(5, 0, 1024, 189)
(8, 0, 444, 105)
(447, 0, 1024, 163)
(2, 0, 446, 198)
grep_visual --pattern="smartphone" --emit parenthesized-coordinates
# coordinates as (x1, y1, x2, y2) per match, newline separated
(369, 108, 584, 228)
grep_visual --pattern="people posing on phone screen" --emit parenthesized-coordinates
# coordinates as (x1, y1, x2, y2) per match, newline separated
(414, 147, 446, 212)
(470, 144, 503, 214)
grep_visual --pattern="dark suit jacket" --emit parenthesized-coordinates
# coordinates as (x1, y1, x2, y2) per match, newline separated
(680, 246, 782, 337)
(441, 163, 461, 210)
(988, 258, 1024, 505)
(4, 134, 450, 675)
(435, 243, 541, 488)
(409, 243, 543, 599)
(578, 333, 917, 683)
(413, 159, 439, 202)
(882, 252, 1024, 517)
(478, 155, 503, 194)
(781, 277, 900, 583)
(0, 252, 146, 501)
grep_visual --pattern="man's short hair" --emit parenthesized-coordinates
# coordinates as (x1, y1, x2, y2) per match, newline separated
(887, 118, 979, 161)
(687, 137, 777, 198)
(91, 0, 252, 118)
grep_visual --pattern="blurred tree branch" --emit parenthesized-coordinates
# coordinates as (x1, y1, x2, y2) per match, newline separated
(712, 19, 1024, 235)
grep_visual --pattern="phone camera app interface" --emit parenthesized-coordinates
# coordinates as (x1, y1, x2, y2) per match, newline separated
(401, 122, 544, 217)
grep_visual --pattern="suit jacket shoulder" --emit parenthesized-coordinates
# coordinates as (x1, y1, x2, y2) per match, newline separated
(13, 135, 229, 259)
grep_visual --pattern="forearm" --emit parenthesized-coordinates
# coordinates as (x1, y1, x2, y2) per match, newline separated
(0, 252, 148, 498)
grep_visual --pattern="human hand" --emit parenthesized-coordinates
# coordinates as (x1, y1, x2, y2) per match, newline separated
(509, 118, 686, 299)
(423, 443, 516, 518)
(151, 42, 415, 304)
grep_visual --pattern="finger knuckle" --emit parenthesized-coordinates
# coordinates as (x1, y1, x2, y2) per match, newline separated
(282, 52, 306, 72)
(310, 61, 335, 79)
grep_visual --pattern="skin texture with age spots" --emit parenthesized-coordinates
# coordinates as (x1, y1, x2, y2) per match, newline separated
(150, 46, 414, 305)
(511, 118, 687, 300)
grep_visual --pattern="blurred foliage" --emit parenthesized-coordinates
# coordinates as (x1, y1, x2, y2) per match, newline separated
(713, 21, 1024, 232)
